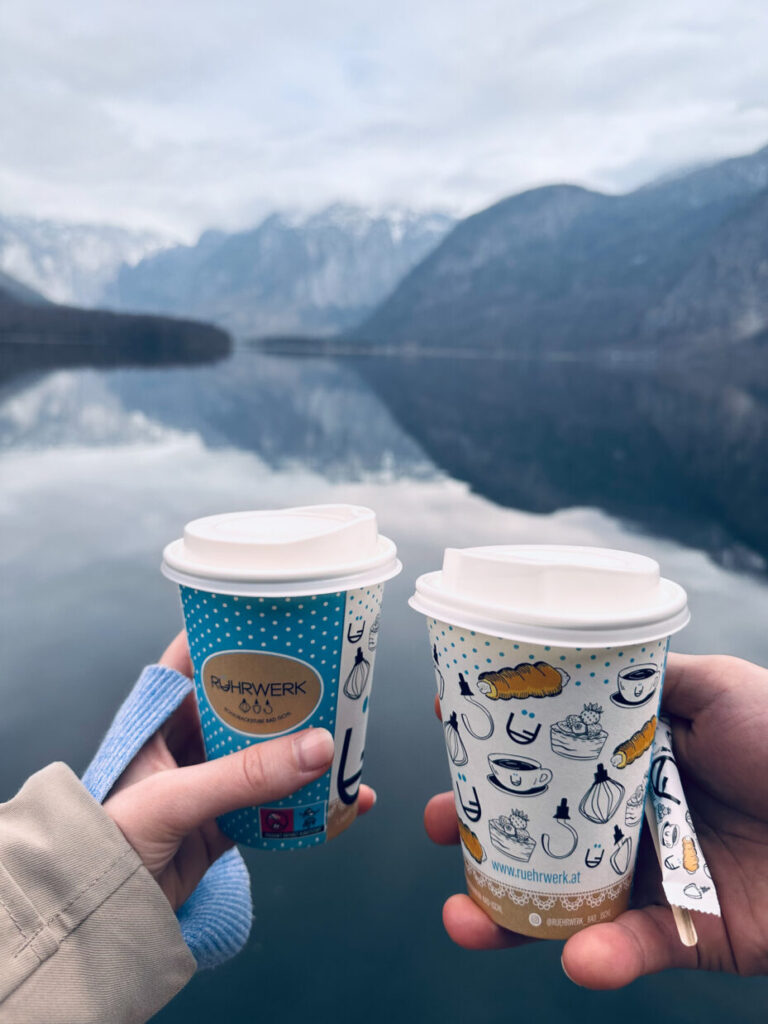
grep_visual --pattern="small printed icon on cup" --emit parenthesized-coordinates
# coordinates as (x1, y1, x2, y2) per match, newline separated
(610, 664, 660, 709)
(528, 912, 542, 927)
(661, 822, 680, 848)
(487, 753, 553, 796)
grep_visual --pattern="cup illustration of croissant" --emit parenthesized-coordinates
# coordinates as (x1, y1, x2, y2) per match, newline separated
(682, 836, 699, 874)
(611, 716, 657, 768)
(457, 819, 486, 863)
(477, 662, 569, 700)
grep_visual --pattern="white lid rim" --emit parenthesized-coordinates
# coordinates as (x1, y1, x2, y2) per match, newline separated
(413, 569, 688, 629)
(162, 532, 398, 582)
(408, 592, 690, 648)
(162, 557, 402, 597)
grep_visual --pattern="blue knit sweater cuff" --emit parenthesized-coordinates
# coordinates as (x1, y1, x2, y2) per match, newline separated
(82, 664, 193, 802)
(82, 664, 253, 970)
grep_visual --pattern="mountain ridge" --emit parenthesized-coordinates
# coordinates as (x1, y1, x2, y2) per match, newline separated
(104, 204, 455, 339)
(0, 269, 230, 382)
(0, 269, 49, 307)
(0, 215, 173, 307)
(352, 142, 768, 355)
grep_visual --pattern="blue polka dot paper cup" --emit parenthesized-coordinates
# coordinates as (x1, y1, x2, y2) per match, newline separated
(162, 505, 400, 849)
(410, 545, 689, 939)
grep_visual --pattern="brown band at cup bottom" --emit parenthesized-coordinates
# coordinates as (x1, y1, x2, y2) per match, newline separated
(326, 799, 359, 841)
(464, 862, 633, 940)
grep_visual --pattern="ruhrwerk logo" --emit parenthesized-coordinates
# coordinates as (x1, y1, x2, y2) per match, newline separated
(202, 650, 324, 736)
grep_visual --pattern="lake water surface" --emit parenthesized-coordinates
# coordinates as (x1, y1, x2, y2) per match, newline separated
(1, 348, 767, 1023)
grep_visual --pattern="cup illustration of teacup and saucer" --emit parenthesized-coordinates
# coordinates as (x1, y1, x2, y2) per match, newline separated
(486, 753, 553, 796)
(609, 663, 660, 709)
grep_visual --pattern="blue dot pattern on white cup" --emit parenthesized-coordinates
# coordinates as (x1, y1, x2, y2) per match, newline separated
(429, 620, 669, 901)
(180, 585, 382, 850)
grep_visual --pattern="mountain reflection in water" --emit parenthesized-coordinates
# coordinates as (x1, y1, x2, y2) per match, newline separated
(1, 348, 767, 1024)
(9, 346, 760, 569)
(353, 353, 768, 571)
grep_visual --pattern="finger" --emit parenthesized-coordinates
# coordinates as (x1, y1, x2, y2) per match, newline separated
(424, 792, 459, 845)
(561, 905, 699, 989)
(628, 823, 668, 908)
(159, 631, 193, 678)
(661, 653, 737, 719)
(434, 695, 441, 720)
(109, 732, 176, 795)
(443, 894, 532, 950)
(163, 692, 205, 767)
(357, 785, 377, 817)
(167, 820, 236, 892)
(112, 727, 335, 839)
(108, 693, 203, 800)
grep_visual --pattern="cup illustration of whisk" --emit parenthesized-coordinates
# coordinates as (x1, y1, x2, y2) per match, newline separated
(445, 711, 469, 766)
(343, 648, 371, 700)
(433, 644, 445, 699)
(458, 673, 494, 739)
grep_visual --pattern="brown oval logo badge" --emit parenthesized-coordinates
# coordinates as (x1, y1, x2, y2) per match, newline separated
(202, 650, 324, 736)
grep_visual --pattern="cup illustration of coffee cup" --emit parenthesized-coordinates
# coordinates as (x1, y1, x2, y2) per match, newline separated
(487, 753, 553, 795)
(661, 822, 680, 848)
(610, 663, 660, 708)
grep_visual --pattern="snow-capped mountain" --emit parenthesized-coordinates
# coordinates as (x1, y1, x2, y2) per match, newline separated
(357, 142, 768, 354)
(104, 204, 455, 338)
(0, 215, 174, 307)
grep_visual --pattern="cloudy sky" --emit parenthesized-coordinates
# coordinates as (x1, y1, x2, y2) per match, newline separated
(2, 0, 768, 238)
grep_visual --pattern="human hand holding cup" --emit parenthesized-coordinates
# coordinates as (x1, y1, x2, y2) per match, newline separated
(103, 631, 376, 909)
(425, 652, 768, 990)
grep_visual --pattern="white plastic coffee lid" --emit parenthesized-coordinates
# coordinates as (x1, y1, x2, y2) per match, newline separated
(162, 504, 401, 596)
(409, 545, 689, 647)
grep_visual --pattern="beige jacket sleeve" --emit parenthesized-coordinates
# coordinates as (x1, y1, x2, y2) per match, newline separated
(0, 763, 196, 1024)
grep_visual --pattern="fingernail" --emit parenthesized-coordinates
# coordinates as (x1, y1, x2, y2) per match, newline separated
(561, 953, 575, 984)
(294, 728, 335, 772)
(369, 788, 377, 806)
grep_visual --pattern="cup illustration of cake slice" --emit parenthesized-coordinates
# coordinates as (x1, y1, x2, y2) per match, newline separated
(488, 808, 537, 862)
(624, 777, 647, 827)
(549, 702, 607, 760)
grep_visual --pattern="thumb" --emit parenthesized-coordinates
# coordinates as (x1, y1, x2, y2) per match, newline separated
(109, 727, 335, 842)
(660, 653, 739, 720)
(561, 906, 699, 989)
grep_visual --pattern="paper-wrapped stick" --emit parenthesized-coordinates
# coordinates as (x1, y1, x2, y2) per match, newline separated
(645, 716, 721, 929)
(644, 801, 697, 946)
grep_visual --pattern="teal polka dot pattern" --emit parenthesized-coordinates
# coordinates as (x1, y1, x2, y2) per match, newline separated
(180, 586, 345, 850)
(179, 584, 383, 851)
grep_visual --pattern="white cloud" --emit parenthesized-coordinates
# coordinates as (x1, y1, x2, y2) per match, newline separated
(1, 0, 767, 236)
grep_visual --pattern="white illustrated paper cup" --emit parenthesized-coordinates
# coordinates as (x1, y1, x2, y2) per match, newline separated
(410, 545, 689, 939)
(162, 504, 401, 850)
